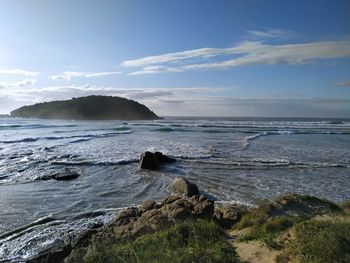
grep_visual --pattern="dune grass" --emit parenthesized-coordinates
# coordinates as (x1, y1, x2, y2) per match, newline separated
(84, 220, 240, 263)
(277, 214, 350, 263)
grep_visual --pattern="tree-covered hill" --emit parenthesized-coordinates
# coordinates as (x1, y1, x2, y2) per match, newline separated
(10, 96, 160, 120)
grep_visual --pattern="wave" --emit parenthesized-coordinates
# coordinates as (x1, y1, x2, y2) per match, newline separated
(189, 158, 350, 169)
(0, 208, 118, 262)
(0, 131, 132, 144)
(241, 129, 350, 150)
(0, 124, 77, 130)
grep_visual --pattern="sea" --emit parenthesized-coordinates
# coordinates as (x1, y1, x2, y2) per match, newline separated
(0, 117, 349, 261)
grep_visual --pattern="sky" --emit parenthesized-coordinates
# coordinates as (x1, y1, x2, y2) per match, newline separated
(0, 0, 349, 117)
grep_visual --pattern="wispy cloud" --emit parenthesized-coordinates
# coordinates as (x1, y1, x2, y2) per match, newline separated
(0, 79, 37, 89)
(0, 69, 39, 76)
(335, 80, 350, 88)
(123, 40, 350, 74)
(246, 29, 295, 40)
(50, 71, 122, 81)
(129, 66, 183, 75)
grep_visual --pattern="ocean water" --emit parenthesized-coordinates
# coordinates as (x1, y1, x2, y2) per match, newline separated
(0, 117, 349, 261)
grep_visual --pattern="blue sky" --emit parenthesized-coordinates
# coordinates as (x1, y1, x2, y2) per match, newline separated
(0, 0, 349, 117)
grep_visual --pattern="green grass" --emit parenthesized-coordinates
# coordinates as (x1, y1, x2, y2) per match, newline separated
(84, 220, 240, 263)
(238, 215, 295, 248)
(236, 200, 274, 230)
(277, 214, 350, 263)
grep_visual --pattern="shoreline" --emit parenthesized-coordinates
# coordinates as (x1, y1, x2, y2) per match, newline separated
(13, 176, 348, 263)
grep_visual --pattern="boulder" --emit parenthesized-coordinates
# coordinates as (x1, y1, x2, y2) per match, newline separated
(139, 200, 157, 214)
(141, 209, 170, 230)
(139, 151, 177, 170)
(160, 203, 192, 220)
(192, 198, 214, 219)
(162, 195, 181, 205)
(171, 177, 199, 197)
(113, 207, 139, 227)
(140, 151, 159, 170)
(155, 152, 177, 163)
(213, 205, 244, 229)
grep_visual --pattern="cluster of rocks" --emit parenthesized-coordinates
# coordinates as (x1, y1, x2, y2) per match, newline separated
(42, 178, 243, 263)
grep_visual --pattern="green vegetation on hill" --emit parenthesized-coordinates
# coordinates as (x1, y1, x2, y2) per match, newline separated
(84, 221, 239, 263)
(10, 96, 159, 120)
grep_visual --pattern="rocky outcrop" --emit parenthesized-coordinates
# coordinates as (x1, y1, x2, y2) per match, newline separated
(171, 177, 199, 197)
(139, 151, 176, 170)
(28, 176, 347, 263)
(65, 179, 212, 262)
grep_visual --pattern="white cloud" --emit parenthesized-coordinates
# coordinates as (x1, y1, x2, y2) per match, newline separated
(0, 79, 37, 89)
(246, 29, 295, 39)
(122, 40, 350, 73)
(50, 71, 122, 81)
(335, 80, 350, 88)
(0, 69, 39, 76)
(129, 66, 183, 75)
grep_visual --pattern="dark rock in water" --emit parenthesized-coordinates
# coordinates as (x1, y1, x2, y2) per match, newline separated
(171, 177, 199, 197)
(139, 151, 177, 170)
(140, 151, 160, 170)
(214, 204, 245, 229)
(37, 169, 80, 181)
(155, 151, 177, 163)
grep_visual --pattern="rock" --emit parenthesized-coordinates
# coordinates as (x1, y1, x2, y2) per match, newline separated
(130, 220, 155, 237)
(214, 205, 243, 229)
(140, 200, 156, 214)
(171, 177, 199, 197)
(139, 151, 177, 170)
(155, 152, 177, 163)
(192, 199, 214, 219)
(140, 151, 159, 170)
(163, 195, 181, 204)
(113, 207, 139, 227)
(38, 168, 80, 181)
(160, 203, 192, 220)
(141, 209, 170, 229)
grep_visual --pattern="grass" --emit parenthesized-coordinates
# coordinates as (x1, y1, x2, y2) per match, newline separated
(238, 215, 295, 248)
(236, 200, 274, 229)
(84, 220, 240, 263)
(277, 214, 350, 263)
